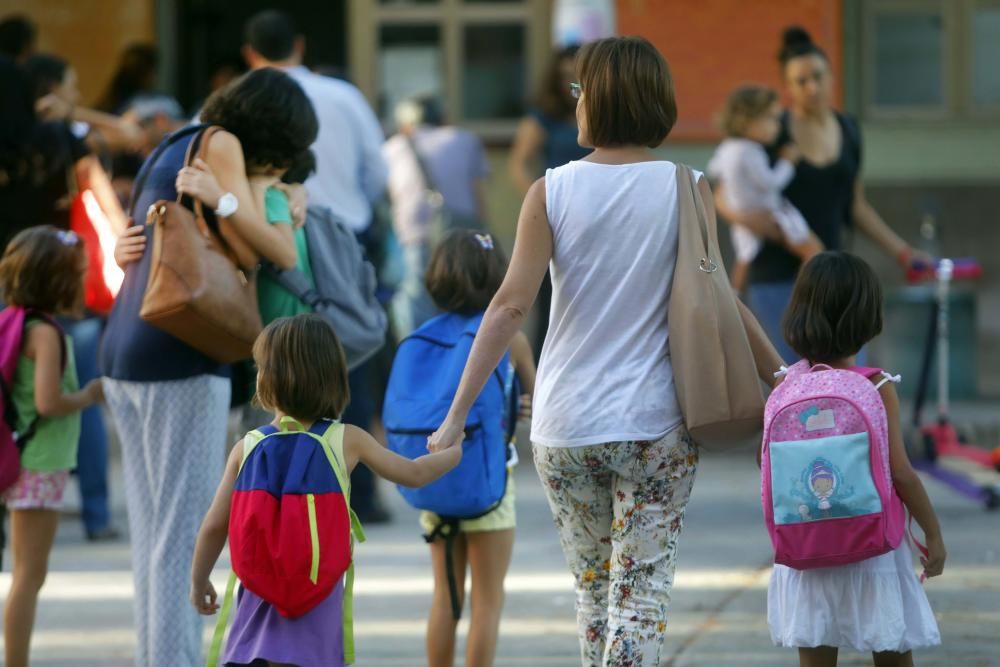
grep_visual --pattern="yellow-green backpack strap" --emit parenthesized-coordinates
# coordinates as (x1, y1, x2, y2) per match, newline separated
(312, 422, 366, 664)
(238, 429, 267, 472)
(314, 422, 366, 544)
(343, 561, 357, 664)
(205, 570, 238, 667)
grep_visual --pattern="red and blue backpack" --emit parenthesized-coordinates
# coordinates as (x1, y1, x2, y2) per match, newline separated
(207, 418, 365, 666)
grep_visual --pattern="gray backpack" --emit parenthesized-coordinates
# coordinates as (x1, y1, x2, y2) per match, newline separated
(263, 205, 387, 370)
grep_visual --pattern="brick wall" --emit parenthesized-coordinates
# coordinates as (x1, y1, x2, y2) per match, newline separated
(0, 0, 155, 106)
(616, 0, 842, 141)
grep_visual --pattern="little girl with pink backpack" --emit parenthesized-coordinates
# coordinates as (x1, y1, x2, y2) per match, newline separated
(761, 252, 945, 667)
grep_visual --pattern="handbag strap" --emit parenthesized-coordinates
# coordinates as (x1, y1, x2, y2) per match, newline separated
(675, 164, 720, 274)
(128, 124, 207, 218)
(154, 125, 250, 272)
(404, 133, 442, 198)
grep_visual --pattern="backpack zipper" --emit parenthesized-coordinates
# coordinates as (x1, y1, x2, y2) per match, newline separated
(306, 493, 320, 585)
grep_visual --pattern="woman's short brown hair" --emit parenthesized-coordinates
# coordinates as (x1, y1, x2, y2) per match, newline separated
(0, 226, 86, 315)
(253, 314, 350, 421)
(718, 85, 778, 137)
(577, 36, 677, 148)
(425, 230, 508, 315)
(783, 252, 884, 364)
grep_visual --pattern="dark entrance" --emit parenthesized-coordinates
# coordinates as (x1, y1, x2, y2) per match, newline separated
(173, 0, 347, 111)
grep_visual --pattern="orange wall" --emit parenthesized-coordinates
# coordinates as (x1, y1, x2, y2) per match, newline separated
(0, 0, 155, 106)
(617, 0, 843, 142)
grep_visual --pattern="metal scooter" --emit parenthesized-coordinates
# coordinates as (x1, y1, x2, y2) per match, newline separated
(906, 257, 1000, 509)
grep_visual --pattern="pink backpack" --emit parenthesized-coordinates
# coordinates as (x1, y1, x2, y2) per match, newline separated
(761, 360, 905, 569)
(0, 307, 65, 493)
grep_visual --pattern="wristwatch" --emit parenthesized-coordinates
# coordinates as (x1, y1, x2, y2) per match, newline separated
(215, 192, 238, 218)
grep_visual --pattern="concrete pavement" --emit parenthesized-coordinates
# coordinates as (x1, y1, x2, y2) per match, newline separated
(1, 443, 998, 666)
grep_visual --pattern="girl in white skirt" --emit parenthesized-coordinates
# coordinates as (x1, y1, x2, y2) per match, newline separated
(768, 252, 945, 667)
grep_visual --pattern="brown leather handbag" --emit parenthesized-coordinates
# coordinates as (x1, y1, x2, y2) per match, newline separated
(139, 126, 263, 363)
(667, 164, 783, 450)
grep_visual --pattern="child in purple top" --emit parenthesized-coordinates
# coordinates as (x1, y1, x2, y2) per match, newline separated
(190, 315, 461, 666)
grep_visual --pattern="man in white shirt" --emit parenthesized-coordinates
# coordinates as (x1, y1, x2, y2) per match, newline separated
(242, 10, 387, 235)
(242, 11, 391, 524)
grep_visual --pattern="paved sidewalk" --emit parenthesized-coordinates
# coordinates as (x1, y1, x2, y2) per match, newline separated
(1, 445, 998, 666)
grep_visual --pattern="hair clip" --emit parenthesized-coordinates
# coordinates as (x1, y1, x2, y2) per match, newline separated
(55, 230, 79, 246)
(474, 233, 494, 250)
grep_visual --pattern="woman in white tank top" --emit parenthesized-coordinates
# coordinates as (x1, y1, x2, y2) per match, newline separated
(428, 37, 726, 666)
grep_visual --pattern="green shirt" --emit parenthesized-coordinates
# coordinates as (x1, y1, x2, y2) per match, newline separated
(12, 320, 80, 472)
(256, 187, 316, 325)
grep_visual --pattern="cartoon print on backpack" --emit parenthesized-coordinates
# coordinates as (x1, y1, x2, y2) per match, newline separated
(791, 458, 858, 521)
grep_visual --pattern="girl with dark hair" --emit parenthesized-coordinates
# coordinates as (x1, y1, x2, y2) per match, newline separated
(0, 56, 126, 252)
(509, 45, 592, 355)
(769, 252, 944, 666)
(509, 45, 591, 194)
(714, 26, 925, 362)
(24, 53, 143, 154)
(100, 67, 314, 666)
(388, 230, 535, 667)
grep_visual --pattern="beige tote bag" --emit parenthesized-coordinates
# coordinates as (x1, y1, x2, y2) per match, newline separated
(667, 165, 783, 450)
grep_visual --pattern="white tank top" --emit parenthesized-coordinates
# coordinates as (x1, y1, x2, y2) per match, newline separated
(531, 160, 692, 448)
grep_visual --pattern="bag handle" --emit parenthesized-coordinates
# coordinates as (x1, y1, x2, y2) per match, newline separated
(676, 165, 719, 274)
(129, 124, 206, 218)
(148, 126, 254, 273)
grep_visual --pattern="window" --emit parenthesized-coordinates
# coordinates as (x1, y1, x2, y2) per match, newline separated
(862, 0, 1000, 120)
(352, 0, 548, 139)
(972, 4, 1000, 108)
(873, 11, 944, 107)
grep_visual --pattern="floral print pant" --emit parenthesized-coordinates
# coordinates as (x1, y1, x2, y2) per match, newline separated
(533, 427, 699, 667)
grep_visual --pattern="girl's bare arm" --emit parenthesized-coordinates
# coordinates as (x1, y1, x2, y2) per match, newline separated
(344, 425, 461, 489)
(190, 441, 243, 614)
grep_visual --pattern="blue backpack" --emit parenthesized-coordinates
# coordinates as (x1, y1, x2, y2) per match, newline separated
(384, 312, 513, 521)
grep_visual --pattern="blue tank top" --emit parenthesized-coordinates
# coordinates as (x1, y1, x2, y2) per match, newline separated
(100, 125, 230, 381)
(529, 109, 590, 170)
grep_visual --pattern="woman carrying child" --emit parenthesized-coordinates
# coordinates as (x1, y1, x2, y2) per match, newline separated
(103, 67, 316, 665)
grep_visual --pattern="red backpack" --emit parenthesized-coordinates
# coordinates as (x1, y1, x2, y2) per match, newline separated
(0, 306, 67, 493)
(208, 418, 366, 666)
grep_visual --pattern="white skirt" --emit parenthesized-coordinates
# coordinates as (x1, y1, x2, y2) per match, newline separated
(768, 540, 941, 652)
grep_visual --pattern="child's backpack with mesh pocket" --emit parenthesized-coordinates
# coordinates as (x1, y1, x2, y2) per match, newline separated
(761, 361, 906, 569)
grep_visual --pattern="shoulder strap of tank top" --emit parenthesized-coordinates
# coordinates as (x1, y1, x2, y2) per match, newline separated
(128, 123, 207, 217)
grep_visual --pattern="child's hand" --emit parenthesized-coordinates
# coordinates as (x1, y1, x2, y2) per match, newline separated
(921, 535, 946, 580)
(175, 158, 225, 211)
(779, 143, 801, 164)
(427, 417, 466, 453)
(83, 378, 104, 406)
(286, 184, 308, 229)
(518, 393, 532, 422)
(190, 580, 220, 615)
(114, 223, 146, 268)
